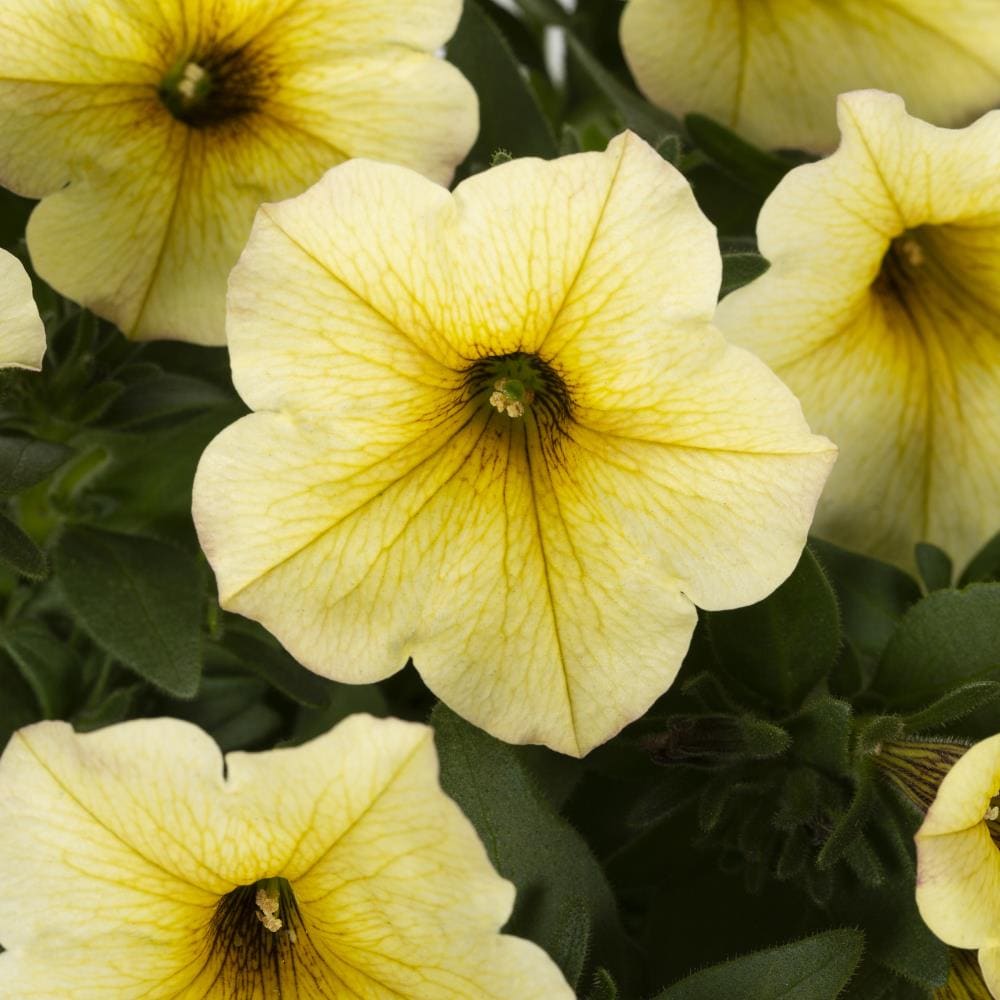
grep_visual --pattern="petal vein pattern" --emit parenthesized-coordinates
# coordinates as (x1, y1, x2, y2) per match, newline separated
(0, 0, 477, 343)
(0, 715, 573, 997)
(194, 132, 836, 756)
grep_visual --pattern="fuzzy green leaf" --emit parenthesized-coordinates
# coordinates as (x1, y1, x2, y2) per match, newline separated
(708, 547, 841, 710)
(652, 930, 864, 1000)
(432, 705, 624, 983)
(0, 513, 46, 579)
(915, 542, 953, 592)
(874, 584, 1000, 711)
(54, 525, 203, 697)
(811, 539, 921, 662)
(720, 251, 769, 298)
(0, 433, 73, 496)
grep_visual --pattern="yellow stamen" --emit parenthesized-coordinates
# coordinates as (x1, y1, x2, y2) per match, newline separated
(255, 884, 282, 933)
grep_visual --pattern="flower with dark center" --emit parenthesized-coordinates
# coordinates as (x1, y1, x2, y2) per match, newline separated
(718, 91, 1000, 571)
(916, 732, 1000, 997)
(0, 715, 573, 997)
(193, 132, 835, 756)
(0, 0, 477, 344)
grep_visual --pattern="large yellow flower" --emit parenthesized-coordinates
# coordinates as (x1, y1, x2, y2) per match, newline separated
(716, 91, 1000, 571)
(916, 733, 1000, 999)
(0, 714, 572, 998)
(0, 248, 44, 369)
(192, 132, 836, 757)
(620, 0, 1000, 152)
(0, 0, 477, 345)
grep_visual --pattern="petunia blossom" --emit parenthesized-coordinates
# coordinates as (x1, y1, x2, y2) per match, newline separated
(192, 131, 836, 757)
(916, 733, 1000, 999)
(0, 714, 573, 998)
(0, 248, 44, 369)
(0, 0, 478, 345)
(620, 0, 1000, 152)
(717, 91, 1000, 572)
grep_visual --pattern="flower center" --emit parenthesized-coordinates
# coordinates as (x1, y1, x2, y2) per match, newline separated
(465, 351, 572, 431)
(207, 876, 313, 994)
(158, 47, 267, 127)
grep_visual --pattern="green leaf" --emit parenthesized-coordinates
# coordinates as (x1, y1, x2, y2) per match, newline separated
(684, 114, 793, 195)
(217, 620, 335, 708)
(960, 529, 1000, 586)
(53, 525, 203, 697)
(0, 433, 73, 496)
(903, 681, 1000, 733)
(586, 968, 619, 1000)
(873, 584, 1000, 710)
(787, 697, 852, 776)
(101, 372, 231, 430)
(839, 881, 948, 989)
(915, 542, 952, 592)
(708, 547, 841, 709)
(286, 684, 389, 747)
(0, 648, 41, 751)
(652, 930, 863, 1000)
(0, 513, 47, 579)
(447, 0, 557, 167)
(811, 538, 921, 662)
(1, 620, 80, 718)
(432, 705, 624, 982)
(553, 897, 591, 990)
(159, 673, 283, 752)
(720, 251, 770, 298)
(567, 35, 679, 145)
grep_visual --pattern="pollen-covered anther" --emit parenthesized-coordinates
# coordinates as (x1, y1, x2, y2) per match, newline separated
(896, 235, 925, 267)
(176, 62, 210, 107)
(986, 805, 999, 822)
(254, 884, 282, 933)
(489, 377, 534, 418)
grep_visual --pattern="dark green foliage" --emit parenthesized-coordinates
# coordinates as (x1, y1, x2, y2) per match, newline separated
(53, 526, 204, 697)
(433, 705, 626, 988)
(651, 930, 864, 1000)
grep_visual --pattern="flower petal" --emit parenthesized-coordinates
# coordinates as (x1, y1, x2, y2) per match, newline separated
(620, 0, 1000, 151)
(717, 92, 1000, 570)
(0, 249, 44, 369)
(916, 735, 1000, 949)
(978, 947, 1000, 997)
(0, 720, 225, 996)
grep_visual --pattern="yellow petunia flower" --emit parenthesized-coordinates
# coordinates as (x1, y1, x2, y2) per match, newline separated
(916, 733, 1000, 999)
(0, 248, 44, 369)
(0, 0, 478, 345)
(0, 714, 573, 998)
(716, 91, 1000, 571)
(191, 132, 836, 757)
(620, 0, 1000, 152)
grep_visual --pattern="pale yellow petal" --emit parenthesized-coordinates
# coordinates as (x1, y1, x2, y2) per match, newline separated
(0, 719, 224, 998)
(270, 51, 478, 188)
(915, 736, 1000, 949)
(197, 132, 833, 755)
(621, 0, 1000, 151)
(0, 715, 570, 998)
(978, 947, 1000, 998)
(0, 0, 476, 343)
(0, 249, 44, 369)
(717, 92, 1000, 569)
(917, 824, 1000, 950)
